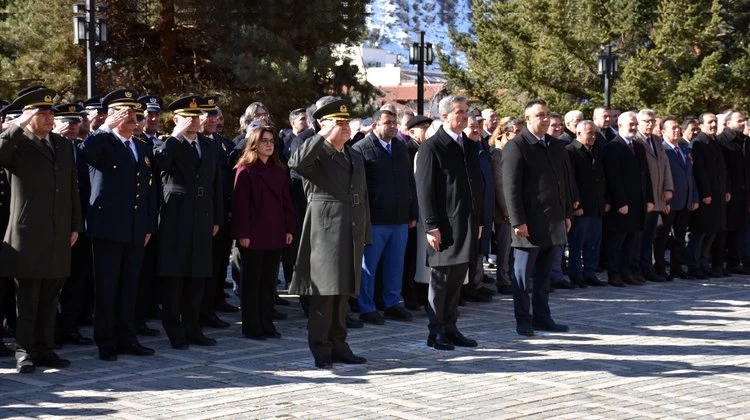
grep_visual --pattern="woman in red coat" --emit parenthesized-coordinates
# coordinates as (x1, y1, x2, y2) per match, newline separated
(232, 126, 295, 339)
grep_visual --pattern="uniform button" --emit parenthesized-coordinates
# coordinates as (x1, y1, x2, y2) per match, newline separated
(352, 222, 355, 227)
(134, 205, 138, 209)
(136, 194, 140, 198)
(136, 172, 140, 176)
(113, 165, 117, 169)
(137, 183, 141, 187)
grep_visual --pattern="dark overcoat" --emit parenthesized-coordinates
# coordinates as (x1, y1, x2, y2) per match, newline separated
(716, 129, 750, 231)
(602, 136, 653, 233)
(79, 130, 158, 244)
(690, 132, 729, 233)
(0, 125, 83, 278)
(415, 126, 483, 266)
(153, 134, 223, 278)
(566, 141, 606, 218)
(288, 134, 372, 296)
(502, 128, 572, 248)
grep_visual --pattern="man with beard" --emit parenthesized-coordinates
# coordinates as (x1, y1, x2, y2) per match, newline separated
(685, 113, 730, 278)
(602, 112, 654, 287)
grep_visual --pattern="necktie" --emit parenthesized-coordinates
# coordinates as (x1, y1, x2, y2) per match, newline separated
(675, 146, 685, 165)
(628, 141, 635, 155)
(124, 140, 137, 162)
(648, 136, 657, 155)
(40, 138, 54, 156)
(539, 137, 547, 148)
(190, 141, 201, 167)
(385, 143, 392, 155)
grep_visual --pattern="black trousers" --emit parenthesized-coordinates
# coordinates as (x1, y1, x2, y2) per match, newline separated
(57, 236, 93, 339)
(0, 277, 14, 340)
(401, 226, 418, 307)
(92, 238, 145, 350)
(307, 295, 352, 360)
(654, 208, 690, 274)
(512, 247, 555, 328)
(427, 263, 468, 337)
(239, 247, 281, 337)
(135, 233, 160, 325)
(161, 277, 206, 346)
(15, 278, 66, 359)
(202, 225, 233, 318)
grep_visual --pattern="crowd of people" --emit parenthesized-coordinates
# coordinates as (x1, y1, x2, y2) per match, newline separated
(1, 84, 749, 372)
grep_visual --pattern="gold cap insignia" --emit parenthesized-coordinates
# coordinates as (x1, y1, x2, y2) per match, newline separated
(68, 106, 76, 112)
(340, 105, 348, 113)
(189, 98, 198, 108)
(44, 95, 52, 102)
(135, 103, 143, 110)
(208, 99, 215, 105)
(125, 91, 133, 98)
(150, 98, 157, 103)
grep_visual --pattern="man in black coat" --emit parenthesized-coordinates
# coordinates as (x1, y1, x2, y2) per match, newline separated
(716, 111, 750, 274)
(79, 89, 159, 361)
(416, 95, 483, 350)
(566, 120, 607, 287)
(602, 112, 654, 287)
(352, 109, 418, 325)
(198, 96, 237, 330)
(685, 113, 730, 278)
(154, 95, 223, 350)
(502, 100, 573, 337)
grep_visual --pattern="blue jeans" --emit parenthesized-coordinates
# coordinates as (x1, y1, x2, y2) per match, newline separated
(567, 216, 602, 279)
(359, 224, 408, 314)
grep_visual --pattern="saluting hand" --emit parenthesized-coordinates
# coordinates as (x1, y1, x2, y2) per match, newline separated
(52, 121, 69, 135)
(13, 109, 39, 128)
(104, 108, 131, 130)
(171, 117, 193, 139)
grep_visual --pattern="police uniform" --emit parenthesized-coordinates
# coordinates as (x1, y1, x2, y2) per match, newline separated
(198, 96, 238, 328)
(154, 95, 223, 349)
(78, 89, 158, 361)
(51, 103, 95, 347)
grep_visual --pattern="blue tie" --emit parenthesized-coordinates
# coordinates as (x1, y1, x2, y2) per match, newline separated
(385, 143, 392, 155)
(539, 137, 547, 148)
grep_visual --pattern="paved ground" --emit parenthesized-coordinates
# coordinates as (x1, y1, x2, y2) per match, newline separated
(2, 274, 750, 419)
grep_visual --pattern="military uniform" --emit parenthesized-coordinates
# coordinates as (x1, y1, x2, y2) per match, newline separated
(153, 95, 223, 349)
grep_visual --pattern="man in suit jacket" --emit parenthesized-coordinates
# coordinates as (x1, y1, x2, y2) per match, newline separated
(153, 95, 223, 350)
(634, 109, 674, 282)
(603, 112, 654, 287)
(594, 106, 618, 144)
(716, 111, 750, 274)
(502, 100, 572, 337)
(288, 98, 371, 369)
(685, 113, 730, 278)
(78, 89, 159, 361)
(0, 87, 83, 373)
(415, 94, 483, 349)
(654, 117, 699, 280)
(352, 109, 418, 324)
(566, 120, 608, 287)
(50, 103, 94, 348)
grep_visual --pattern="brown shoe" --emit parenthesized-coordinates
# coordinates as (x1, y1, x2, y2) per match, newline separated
(608, 275, 626, 287)
(621, 275, 641, 285)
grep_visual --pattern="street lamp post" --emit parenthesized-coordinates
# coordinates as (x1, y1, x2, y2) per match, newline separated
(73, 0, 107, 98)
(597, 44, 619, 107)
(409, 31, 434, 115)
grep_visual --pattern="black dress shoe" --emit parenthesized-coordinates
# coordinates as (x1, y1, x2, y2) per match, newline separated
(346, 314, 364, 329)
(707, 269, 724, 278)
(275, 295, 292, 306)
(223, 280, 234, 289)
(360, 311, 386, 325)
(332, 353, 367, 364)
(215, 301, 239, 313)
(496, 284, 513, 295)
(551, 280, 577, 290)
(34, 352, 71, 368)
(16, 356, 35, 373)
(669, 270, 694, 280)
(201, 314, 231, 329)
(136, 323, 161, 336)
(272, 309, 288, 320)
(243, 333, 266, 340)
(315, 357, 333, 369)
(171, 342, 189, 350)
(119, 343, 155, 356)
(532, 322, 569, 332)
(98, 348, 118, 361)
(643, 272, 667, 282)
(462, 288, 492, 302)
(688, 270, 709, 280)
(584, 276, 607, 286)
(446, 332, 478, 347)
(383, 305, 413, 322)
(263, 331, 282, 339)
(188, 335, 217, 346)
(477, 286, 496, 296)
(426, 335, 455, 350)
(59, 331, 94, 346)
(516, 326, 535, 337)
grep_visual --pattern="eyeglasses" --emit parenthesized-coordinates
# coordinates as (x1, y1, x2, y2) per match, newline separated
(259, 138, 275, 145)
(641, 119, 656, 124)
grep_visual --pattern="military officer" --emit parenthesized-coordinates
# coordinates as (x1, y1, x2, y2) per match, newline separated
(78, 89, 158, 361)
(198, 95, 237, 331)
(84, 95, 107, 132)
(153, 95, 223, 349)
(288, 98, 371, 369)
(0, 87, 83, 373)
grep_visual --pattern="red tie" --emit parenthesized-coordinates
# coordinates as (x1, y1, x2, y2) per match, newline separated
(628, 141, 635, 155)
